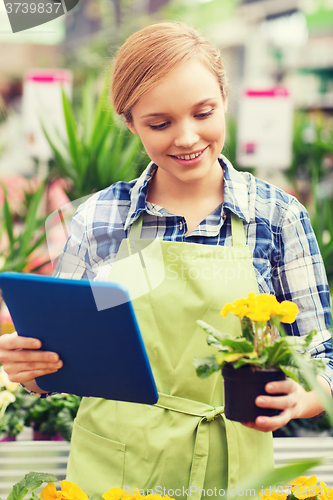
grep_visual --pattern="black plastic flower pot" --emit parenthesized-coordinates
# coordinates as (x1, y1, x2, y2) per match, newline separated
(222, 364, 286, 423)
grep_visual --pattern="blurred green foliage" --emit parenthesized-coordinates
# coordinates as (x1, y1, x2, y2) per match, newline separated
(43, 78, 149, 201)
(24, 393, 82, 441)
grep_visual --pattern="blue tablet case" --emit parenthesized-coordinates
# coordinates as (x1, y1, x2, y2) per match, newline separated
(0, 272, 158, 405)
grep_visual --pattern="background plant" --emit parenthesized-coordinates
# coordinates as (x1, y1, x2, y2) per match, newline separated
(24, 393, 81, 441)
(0, 181, 49, 274)
(0, 384, 36, 439)
(43, 78, 149, 201)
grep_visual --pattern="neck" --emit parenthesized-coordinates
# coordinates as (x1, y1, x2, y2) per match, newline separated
(148, 160, 224, 209)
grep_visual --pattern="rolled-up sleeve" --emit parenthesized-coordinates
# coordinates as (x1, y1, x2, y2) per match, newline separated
(272, 197, 333, 393)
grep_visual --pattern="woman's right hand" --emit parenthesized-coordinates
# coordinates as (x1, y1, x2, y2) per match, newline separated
(0, 331, 63, 386)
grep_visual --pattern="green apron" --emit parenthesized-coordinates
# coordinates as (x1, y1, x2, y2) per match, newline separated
(67, 212, 274, 499)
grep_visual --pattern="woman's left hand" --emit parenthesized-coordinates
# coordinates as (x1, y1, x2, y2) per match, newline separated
(241, 378, 308, 433)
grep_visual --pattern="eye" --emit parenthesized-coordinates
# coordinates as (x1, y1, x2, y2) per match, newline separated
(196, 110, 213, 119)
(149, 122, 169, 130)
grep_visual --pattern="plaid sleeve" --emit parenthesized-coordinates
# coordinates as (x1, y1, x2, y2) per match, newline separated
(53, 202, 96, 280)
(272, 197, 333, 392)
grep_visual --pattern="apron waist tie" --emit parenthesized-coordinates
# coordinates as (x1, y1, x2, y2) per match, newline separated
(156, 393, 225, 500)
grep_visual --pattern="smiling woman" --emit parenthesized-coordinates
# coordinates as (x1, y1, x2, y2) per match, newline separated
(0, 21, 332, 500)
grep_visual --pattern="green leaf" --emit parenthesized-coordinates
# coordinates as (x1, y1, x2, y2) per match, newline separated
(216, 350, 257, 365)
(220, 337, 255, 352)
(62, 88, 80, 172)
(241, 316, 254, 343)
(197, 320, 232, 341)
(279, 364, 301, 384)
(193, 355, 220, 378)
(19, 182, 46, 258)
(236, 458, 322, 496)
(2, 189, 14, 248)
(292, 352, 333, 425)
(7, 472, 57, 500)
(206, 334, 224, 349)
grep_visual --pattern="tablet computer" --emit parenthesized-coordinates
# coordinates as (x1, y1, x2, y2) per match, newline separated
(0, 272, 158, 405)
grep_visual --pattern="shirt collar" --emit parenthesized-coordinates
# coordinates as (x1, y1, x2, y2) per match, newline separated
(124, 155, 250, 231)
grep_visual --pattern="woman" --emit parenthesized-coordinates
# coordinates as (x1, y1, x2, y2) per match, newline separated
(0, 22, 332, 500)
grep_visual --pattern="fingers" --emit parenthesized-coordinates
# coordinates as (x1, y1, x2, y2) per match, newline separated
(240, 379, 301, 433)
(0, 331, 63, 384)
(242, 409, 292, 433)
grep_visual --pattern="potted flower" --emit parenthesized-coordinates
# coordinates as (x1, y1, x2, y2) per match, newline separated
(193, 293, 325, 423)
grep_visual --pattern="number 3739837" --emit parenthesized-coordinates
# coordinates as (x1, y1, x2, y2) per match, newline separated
(5, 2, 62, 14)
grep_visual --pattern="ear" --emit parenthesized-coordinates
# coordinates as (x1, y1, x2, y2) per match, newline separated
(125, 118, 139, 135)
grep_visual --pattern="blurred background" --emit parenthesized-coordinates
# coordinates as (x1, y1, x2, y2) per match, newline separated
(0, 0, 333, 441)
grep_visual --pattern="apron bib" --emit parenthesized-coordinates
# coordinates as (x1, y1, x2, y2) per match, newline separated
(67, 213, 274, 499)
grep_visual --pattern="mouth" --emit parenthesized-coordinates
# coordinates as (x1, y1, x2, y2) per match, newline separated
(170, 147, 208, 161)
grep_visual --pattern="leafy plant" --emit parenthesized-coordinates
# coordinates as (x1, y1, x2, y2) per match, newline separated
(287, 111, 333, 189)
(193, 293, 325, 390)
(307, 173, 333, 288)
(0, 385, 36, 438)
(24, 393, 81, 441)
(43, 78, 149, 201)
(0, 472, 58, 500)
(0, 181, 49, 274)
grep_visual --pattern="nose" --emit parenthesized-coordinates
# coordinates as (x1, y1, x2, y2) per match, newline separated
(173, 120, 199, 149)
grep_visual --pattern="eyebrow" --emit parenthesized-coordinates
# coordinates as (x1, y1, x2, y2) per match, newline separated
(139, 98, 217, 119)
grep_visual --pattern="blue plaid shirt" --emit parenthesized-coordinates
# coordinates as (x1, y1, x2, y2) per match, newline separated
(54, 155, 333, 391)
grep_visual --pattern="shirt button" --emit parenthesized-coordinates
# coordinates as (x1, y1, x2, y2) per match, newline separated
(180, 221, 183, 230)
(222, 214, 227, 220)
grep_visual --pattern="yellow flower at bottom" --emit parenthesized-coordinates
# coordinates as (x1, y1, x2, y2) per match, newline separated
(287, 475, 320, 499)
(259, 492, 287, 500)
(60, 481, 89, 500)
(318, 481, 333, 500)
(40, 483, 62, 500)
(103, 488, 135, 500)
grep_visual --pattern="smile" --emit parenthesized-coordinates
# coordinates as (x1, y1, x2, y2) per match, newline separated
(173, 148, 206, 160)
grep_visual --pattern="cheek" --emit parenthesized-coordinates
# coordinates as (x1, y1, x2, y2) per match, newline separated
(141, 134, 171, 156)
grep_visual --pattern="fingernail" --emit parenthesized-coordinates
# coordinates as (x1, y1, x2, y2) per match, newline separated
(257, 417, 266, 425)
(266, 384, 274, 392)
(49, 354, 58, 361)
(257, 397, 265, 405)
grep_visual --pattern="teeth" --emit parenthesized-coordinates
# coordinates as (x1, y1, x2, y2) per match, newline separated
(176, 150, 203, 160)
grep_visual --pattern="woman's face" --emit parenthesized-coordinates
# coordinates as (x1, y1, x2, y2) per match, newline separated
(126, 58, 227, 187)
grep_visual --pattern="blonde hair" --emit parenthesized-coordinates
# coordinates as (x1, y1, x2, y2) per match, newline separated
(111, 22, 228, 122)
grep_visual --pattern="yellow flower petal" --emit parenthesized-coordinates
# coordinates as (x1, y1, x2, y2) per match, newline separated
(60, 481, 89, 500)
(39, 483, 61, 500)
(259, 492, 287, 500)
(102, 488, 133, 500)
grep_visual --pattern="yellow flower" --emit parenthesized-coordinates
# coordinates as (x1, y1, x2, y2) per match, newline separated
(0, 366, 20, 393)
(40, 483, 62, 500)
(286, 475, 320, 499)
(103, 488, 135, 500)
(60, 481, 89, 500)
(145, 496, 175, 500)
(274, 301, 299, 323)
(221, 293, 299, 325)
(259, 492, 287, 500)
(286, 475, 318, 488)
(318, 481, 333, 500)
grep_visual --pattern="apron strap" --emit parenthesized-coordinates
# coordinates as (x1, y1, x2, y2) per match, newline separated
(156, 393, 229, 500)
(128, 212, 247, 248)
(128, 213, 144, 241)
(230, 213, 246, 247)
